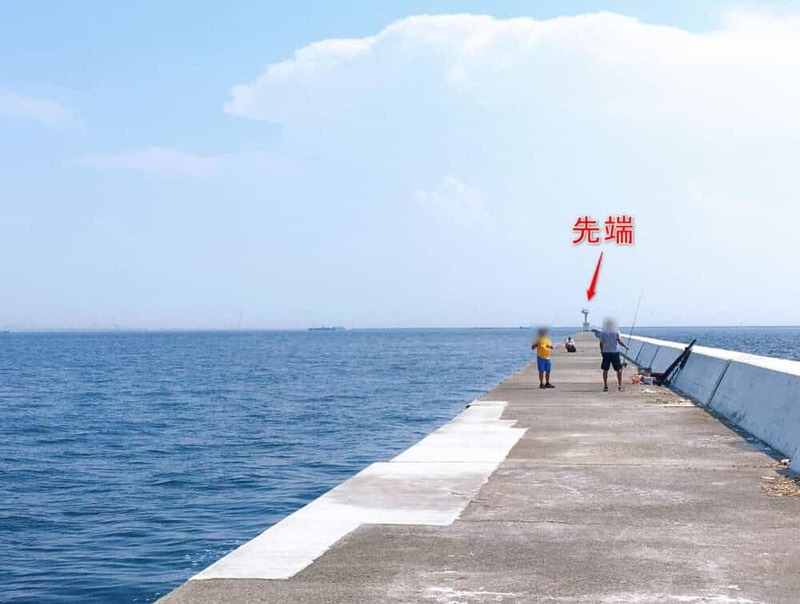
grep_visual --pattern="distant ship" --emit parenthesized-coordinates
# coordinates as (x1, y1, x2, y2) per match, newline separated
(308, 326, 346, 331)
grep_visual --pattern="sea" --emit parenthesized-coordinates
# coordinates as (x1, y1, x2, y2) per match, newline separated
(1, 326, 798, 603)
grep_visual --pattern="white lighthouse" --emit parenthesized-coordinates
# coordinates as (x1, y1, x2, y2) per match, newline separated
(581, 308, 590, 332)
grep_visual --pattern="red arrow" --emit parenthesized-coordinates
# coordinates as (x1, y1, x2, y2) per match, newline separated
(586, 251, 603, 301)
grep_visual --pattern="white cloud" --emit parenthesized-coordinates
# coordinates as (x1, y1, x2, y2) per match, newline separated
(83, 147, 217, 178)
(414, 176, 488, 226)
(0, 90, 75, 127)
(214, 11, 800, 325)
(82, 146, 297, 180)
(224, 11, 800, 132)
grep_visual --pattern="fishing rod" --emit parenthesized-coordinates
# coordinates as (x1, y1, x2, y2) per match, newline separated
(547, 311, 561, 330)
(627, 289, 644, 348)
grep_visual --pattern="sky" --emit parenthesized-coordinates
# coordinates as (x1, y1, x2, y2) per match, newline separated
(2, 0, 800, 330)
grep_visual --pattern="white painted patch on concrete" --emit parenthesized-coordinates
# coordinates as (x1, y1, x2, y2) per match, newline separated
(191, 400, 525, 580)
(553, 594, 758, 603)
(423, 586, 522, 602)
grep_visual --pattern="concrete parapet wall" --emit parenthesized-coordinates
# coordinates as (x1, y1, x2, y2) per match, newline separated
(623, 338, 643, 362)
(650, 342, 684, 374)
(670, 353, 730, 406)
(635, 341, 660, 369)
(710, 361, 800, 469)
(625, 334, 800, 471)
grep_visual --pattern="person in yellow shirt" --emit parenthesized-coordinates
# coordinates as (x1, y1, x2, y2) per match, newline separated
(531, 327, 555, 389)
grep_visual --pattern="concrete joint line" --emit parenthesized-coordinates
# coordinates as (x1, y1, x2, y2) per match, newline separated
(706, 359, 733, 407)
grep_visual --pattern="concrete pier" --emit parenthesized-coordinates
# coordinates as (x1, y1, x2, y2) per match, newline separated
(161, 332, 800, 603)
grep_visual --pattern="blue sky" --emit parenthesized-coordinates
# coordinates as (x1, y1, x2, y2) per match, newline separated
(2, 1, 800, 329)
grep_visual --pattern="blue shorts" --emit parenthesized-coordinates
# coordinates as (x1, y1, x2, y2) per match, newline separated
(537, 356, 552, 372)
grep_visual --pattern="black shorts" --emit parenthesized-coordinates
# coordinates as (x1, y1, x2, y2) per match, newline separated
(601, 352, 622, 371)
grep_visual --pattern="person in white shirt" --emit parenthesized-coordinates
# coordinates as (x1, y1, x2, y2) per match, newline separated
(599, 319, 629, 392)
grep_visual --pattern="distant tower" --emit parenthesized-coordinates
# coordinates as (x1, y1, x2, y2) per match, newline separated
(581, 308, 590, 332)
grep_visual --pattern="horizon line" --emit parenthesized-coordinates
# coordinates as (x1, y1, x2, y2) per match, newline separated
(2, 324, 800, 334)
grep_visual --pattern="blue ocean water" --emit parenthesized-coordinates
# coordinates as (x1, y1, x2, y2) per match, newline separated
(3, 326, 798, 604)
(633, 326, 800, 361)
(0, 328, 569, 604)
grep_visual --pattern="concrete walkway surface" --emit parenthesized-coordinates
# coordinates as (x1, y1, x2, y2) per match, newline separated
(160, 332, 800, 603)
